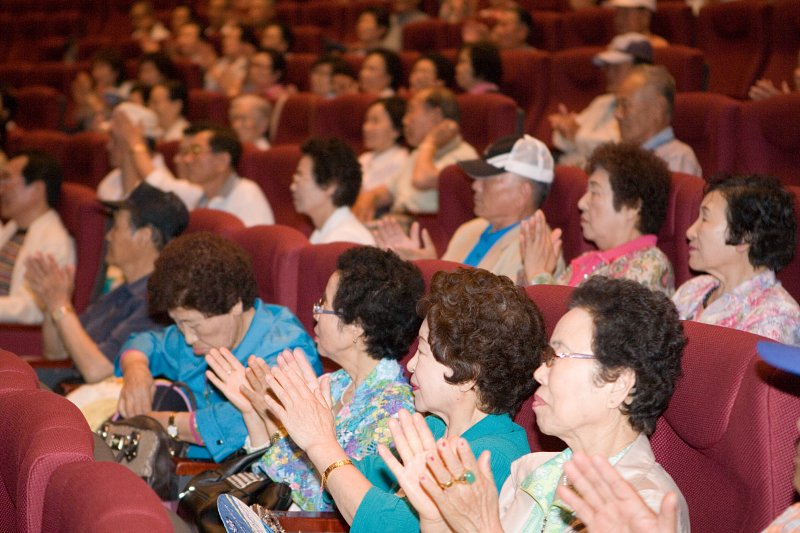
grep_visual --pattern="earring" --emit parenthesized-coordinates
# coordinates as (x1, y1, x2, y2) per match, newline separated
(352, 337, 358, 345)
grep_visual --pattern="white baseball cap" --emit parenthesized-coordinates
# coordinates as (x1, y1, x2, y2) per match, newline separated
(458, 134, 554, 185)
(593, 32, 654, 66)
(112, 102, 163, 140)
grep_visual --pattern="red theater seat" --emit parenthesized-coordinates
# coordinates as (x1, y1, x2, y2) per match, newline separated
(0, 350, 38, 394)
(184, 208, 246, 239)
(64, 131, 111, 188)
(658, 172, 705, 288)
(455, 93, 520, 153)
(653, 45, 705, 92)
(271, 92, 321, 146)
(672, 91, 739, 178)
(500, 49, 550, 133)
(12, 85, 65, 130)
(313, 93, 376, 154)
(761, 0, 800, 89)
(402, 19, 462, 52)
(187, 89, 230, 126)
(4, 128, 68, 163)
(651, 2, 696, 47)
(543, 165, 592, 263)
(559, 7, 615, 49)
(777, 186, 800, 303)
(292, 25, 325, 55)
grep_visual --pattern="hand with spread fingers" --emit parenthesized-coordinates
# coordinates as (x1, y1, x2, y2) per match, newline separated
(241, 355, 283, 434)
(205, 347, 253, 414)
(418, 436, 504, 533)
(520, 209, 562, 282)
(556, 452, 679, 533)
(373, 218, 437, 261)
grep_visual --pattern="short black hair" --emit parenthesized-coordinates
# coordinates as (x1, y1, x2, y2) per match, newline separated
(91, 48, 125, 86)
(331, 58, 356, 79)
(369, 96, 406, 144)
(18, 150, 62, 208)
(421, 87, 460, 122)
(587, 142, 670, 236)
(300, 137, 362, 207)
(361, 6, 391, 33)
(365, 48, 403, 91)
(461, 41, 503, 86)
(569, 276, 685, 435)
(139, 52, 180, 84)
(333, 247, 424, 360)
(416, 52, 455, 88)
(238, 25, 260, 49)
(256, 47, 287, 82)
(264, 21, 294, 51)
(152, 79, 188, 112)
(706, 173, 797, 272)
(207, 127, 243, 169)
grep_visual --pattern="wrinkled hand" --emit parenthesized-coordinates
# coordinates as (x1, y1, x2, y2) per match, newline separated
(548, 104, 579, 139)
(259, 348, 334, 452)
(205, 347, 253, 414)
(425, 119, 460, 149)
(373, 218, 437, 260)
(419, 437, 503, 533)
(378, 410, 443, 524)
(241, 356, 283, 435)
(557, 452, 679, 533)
(520, 210, 562, 282)
(24, 253, 74, 311)
(118, 364, 155, 417)
(748, 79, 790, 101)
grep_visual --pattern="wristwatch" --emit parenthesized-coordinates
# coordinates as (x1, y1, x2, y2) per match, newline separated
(167, 414, 179, 440)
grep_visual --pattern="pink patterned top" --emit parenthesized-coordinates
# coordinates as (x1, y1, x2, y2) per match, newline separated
(672, 270, 800, 346)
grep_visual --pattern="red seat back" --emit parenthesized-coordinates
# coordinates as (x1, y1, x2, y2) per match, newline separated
(11, 85, 65, 130)
(455, 93, 519, 154)
(271, 92, 321, 146)
(436, 164, 475, 246)
(187, 89, 230, 125)
(402, 19, 462, 52)
(293, 25, 326, 55)
(64, 131, 111, 188)
(653, 45, 705, 92)
(651, 2, 696, 47)
(500, 49, 550, 133)
(0, 350, 38, 394)
(184, 208, 246, 239)
(542, 165, 593, 263)
(559, 7, 614, 49)
(4, 128, 68, 163)
(672, 92, 740, 178)
(761, 0, 800, 89)
(658, 172, 705, 287)
(313, 93, 376, 154)
(283, 53, 318, 92)
(777, 185, 800, 303)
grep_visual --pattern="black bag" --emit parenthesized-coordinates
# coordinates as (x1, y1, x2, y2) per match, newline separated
(96, 380, 196, 500)
(177, 448, 293, 533)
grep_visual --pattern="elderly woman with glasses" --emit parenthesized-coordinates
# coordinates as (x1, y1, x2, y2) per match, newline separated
(383, 276, 691, 533)
(206, 246, 423, 511)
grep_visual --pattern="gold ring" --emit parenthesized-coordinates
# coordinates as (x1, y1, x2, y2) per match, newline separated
(438, 478, 455, 490)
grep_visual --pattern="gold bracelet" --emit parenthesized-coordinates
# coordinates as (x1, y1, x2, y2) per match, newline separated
(320, 458, 353, 489)
(51, 303, 74, 323)
(269, 428, 287, 446)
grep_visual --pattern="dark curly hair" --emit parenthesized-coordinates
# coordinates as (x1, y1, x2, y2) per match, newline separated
(368, 96, 406, 144)
(148, 232, 258, 316)
(460, 41, 503, 86)
(706, 173, 796, 272)
(332, 247, 424, 360)
(365, 48, 403, 91)
(300, 137, 362, 207)
(587, 142, 671, 235)
(569, 276, 685, 435)
(415, 52, 455, 88)
(418, 268, 547, 415)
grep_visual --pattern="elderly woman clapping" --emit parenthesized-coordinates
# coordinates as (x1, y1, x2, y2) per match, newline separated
(385, 276, 691, 532)
(251, 268, 548, 532)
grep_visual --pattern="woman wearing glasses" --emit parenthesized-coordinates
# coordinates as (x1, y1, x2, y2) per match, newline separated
(384, 276, 691, 532)
(206, 246, 422, 510)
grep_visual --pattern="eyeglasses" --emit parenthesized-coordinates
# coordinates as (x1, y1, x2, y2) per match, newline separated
(543, 345, 596, 367)
(313, 298, 339, 317)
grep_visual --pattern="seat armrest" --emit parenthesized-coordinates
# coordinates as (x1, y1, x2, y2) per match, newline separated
(173, 458, 218, 477)
(274, 511, 349, 532)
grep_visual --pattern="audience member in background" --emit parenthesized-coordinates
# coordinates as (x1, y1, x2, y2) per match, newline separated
(137, 52, 180, 90)
(229, 94, 272, 150)
(673, 174, 800, 345)
(439, 0, 478, 23)
(168, 4, 193, 35)
(615, 64, 702, 176)
(259, 21, 293, 55)
(551, 32, 652, 167)
(351, 6, 392, 55)
(115, 232, 320, 461)
(204, 0, 234, 39)
(182, 125, 274, 227)
(308, 55, 341, 98)
(611, 0, 668, 48)
(749, 50, 800, 100)
(0, 151, 74, 325)
(241, 48, 294, 102)
(148, 80, 189, 141)
(375, 135, 552, 281)
(130, 0, 171, 53)
(360, 97, 409, 194)
(387, 276, 689, 533)
(359, 48, 403, 97)
(455, 41, 503, 95)
(207, 246, 422, 510)
(522, 142, 674, 294)
(382, 0, 429, 51)
(249, 0, 276, 34)
(98, 103, 202, 209)
(70, 49, 128, 131)
(258, 268, 545, 532)
(407, 52, 455, 94)
(331, 60, 360, 97)
(26, 183, 188, 387)
(169, 20, 217, 71)
(354, 87, 478, 220)
(205, 24, 257, 94)
(490, 6, 534, 50)
(0, 87, 16, 149)
(292, 138, 375, 245)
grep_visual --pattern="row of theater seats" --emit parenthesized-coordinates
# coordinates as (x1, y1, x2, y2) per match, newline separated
(0, 349, 173, 532)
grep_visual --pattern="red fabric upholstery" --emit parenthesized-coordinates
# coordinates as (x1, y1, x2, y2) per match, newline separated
(530, 11, 562, 51)
(672, 92, 740, 178)
(64, 131, 111, 188)
(658, 172, 705, 288)
(651, 322, 800, 533)
(777, 186, 800, 303)
(532, 46, 605, 144)
(0, 350, 38, 394)
(4, 128, 68, 163)
(184, 208, 246, 238)
(542, 165, 593, 263)
(26, 61, 82, 95)
(231, 225, 310, 312)
(11, 85, 64, 130)
(275, 2, 301, 26)
(696, 1, 771, 99)
(292, 25, 325, 55)
(300, 0, 348, 41)
(652, 45, 705, 92)
(401, 19, 462, 52)
(155, 139, 180, 177)
(42, 461, 172, 532)
(238, 144, 313, 235)
(173, 59, 203, 91)
(187, 89, 230, 126)
(736, 93, 800, 187)
(271, 92, 321, 146)
(284, 54, 318, 92)
(559, 7, 615, 49)
(0, 389, 93, 533)
(651, 2, 696, 47)
(500, 49, 550, 134)
(761, 0, 800, 88)
(455, 93, 520, 154)
(313, 93, 376, 154)
(435, 164, 475, 246)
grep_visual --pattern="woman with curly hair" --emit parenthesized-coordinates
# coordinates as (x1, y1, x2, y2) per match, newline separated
(386, 276, 690, 532)
(115, 232, 319, 461)
(206, 246, 423, 510)
(254, 268, 547, 532)
(672, 174, 799, 345)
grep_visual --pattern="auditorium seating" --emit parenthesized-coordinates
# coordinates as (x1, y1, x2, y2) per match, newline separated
(455, 93, 521, 153)
(651, 2, 696, 47)
(313, 93, 376, 154)
(671, 92, 739, 178)
(0, 349, 38, 394)
(184, 208, 246, 239)
(659, 172, 705, 288)
(270, 92, 321, 146)
(559, 7, 615, 50)
(11, 85, 65, 130)
(652, 45, 705, 92)
(402, 19, 462, 52)
(542, 165, 592, 263)
(760, 0, 800, 89)
(187, 89, 230, 126)
(778, 185, 800, 303)
(499, 49, 551, 134)
(64, 131, 112, 188)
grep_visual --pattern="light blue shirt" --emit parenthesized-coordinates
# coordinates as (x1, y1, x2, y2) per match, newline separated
(463, 222, 521, 267)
